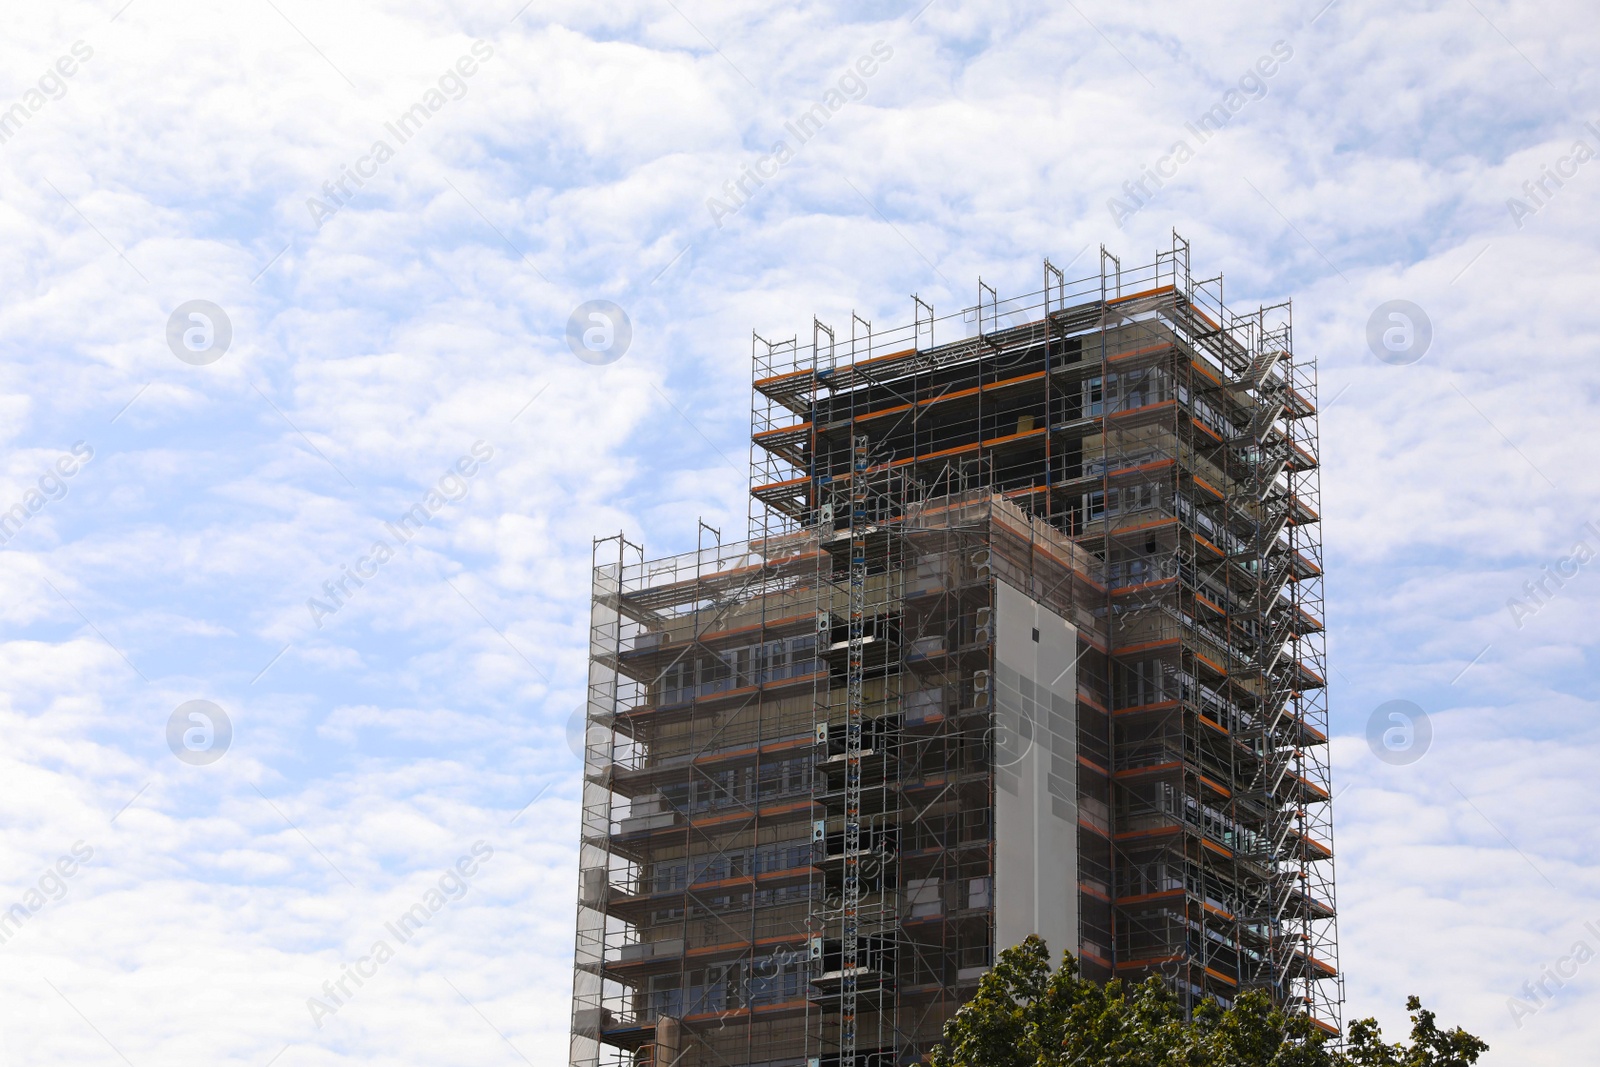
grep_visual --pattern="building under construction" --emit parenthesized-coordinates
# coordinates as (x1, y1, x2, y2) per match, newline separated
(570, 235, 1340, 1067)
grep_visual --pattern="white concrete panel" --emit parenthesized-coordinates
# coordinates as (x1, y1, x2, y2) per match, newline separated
(993, 579, 1079, 963)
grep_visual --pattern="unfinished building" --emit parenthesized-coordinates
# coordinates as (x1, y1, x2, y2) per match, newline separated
(570, 236, 1340, 1067)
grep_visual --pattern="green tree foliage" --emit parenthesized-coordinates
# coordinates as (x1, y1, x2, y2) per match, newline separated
(1343, 998, 1490, 1067)
(927, 936, 1488, 1067)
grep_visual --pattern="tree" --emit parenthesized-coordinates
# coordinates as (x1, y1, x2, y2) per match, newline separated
(928, 936, 1487, 1067)
(1343, 998, 1489, 1067)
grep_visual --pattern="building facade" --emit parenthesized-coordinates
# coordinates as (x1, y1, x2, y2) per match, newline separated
(570, 237, 1340, 1067)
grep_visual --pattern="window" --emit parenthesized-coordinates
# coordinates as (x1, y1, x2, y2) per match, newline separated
(657, 633, 821, 705)
(651, 861, 687, 892)
(757, 757, 810, 800)
(661, 661, 692, 704)
(647, 974, 682, 1020)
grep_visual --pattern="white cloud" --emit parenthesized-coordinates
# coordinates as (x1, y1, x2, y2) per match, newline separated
(1, 0, 1597, 1062)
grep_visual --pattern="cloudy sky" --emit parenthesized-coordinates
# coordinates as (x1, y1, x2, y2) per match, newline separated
(1, 0, 1596, 1063)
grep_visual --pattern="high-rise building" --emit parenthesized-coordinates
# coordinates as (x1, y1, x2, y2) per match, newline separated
(570, 236, 1340, 1067)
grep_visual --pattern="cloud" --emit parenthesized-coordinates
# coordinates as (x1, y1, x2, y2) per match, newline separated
(1, 0, 1597, 1062)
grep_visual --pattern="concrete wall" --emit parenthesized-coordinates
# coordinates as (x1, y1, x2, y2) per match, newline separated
(993, 578, 1079, 963)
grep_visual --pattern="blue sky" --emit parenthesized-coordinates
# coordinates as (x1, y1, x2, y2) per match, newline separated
(1, 0, 1597, 1063)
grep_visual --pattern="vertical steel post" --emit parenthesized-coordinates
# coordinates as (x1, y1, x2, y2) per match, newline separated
(840, 435, 870, 1067)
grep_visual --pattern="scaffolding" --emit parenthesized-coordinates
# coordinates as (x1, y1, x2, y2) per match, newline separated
(572, 528, 831, 1067)
(572, 235, 1340, 1067)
